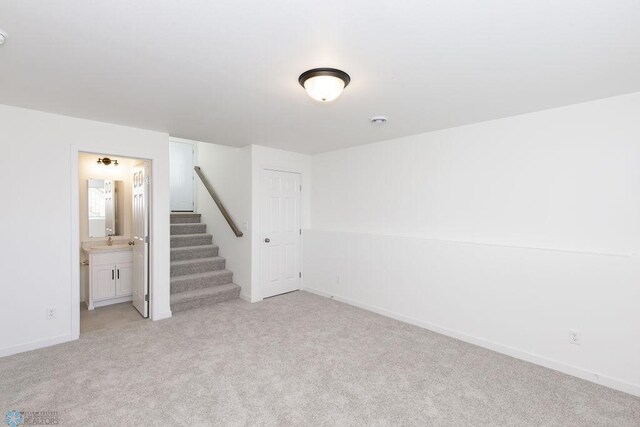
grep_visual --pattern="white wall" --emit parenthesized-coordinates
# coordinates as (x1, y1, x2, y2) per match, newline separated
(0, 104, 171, 357)
(251, 145, 311, 301)
(304, 92, 640, 396)
(192, 140, 253, 299)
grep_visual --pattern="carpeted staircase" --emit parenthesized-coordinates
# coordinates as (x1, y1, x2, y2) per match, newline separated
(170, 213, 241, 312)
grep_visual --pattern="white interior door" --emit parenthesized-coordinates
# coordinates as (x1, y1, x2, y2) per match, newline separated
(132, 162, 149, 317)
(260, 169, 301, 298)
(170, 141, 194, 212)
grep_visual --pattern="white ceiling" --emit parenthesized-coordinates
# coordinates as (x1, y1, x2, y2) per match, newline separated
(1, 1, 639, 154)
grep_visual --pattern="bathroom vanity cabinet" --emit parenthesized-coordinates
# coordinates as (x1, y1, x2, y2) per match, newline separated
(84, 246, 133, 309)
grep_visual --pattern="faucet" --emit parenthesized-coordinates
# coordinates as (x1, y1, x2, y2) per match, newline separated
(107, 236, 113, 246)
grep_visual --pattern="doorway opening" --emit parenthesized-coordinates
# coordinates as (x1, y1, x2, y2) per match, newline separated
(170, 139, 195, 212)
(78, 152, 152, 335)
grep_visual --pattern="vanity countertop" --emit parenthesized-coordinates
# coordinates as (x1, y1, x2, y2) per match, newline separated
(83, 244, 133, 254)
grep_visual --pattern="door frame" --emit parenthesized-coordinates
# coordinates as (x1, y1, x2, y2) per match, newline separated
(169, 137, 197, 212)
(71, 146, 164, 340)
(257, 167, 303, 300)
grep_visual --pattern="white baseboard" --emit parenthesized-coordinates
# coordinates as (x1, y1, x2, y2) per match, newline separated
(303, 286, 640, 398)
(153, 310, 172, 321)
(0, 334, 73, 358)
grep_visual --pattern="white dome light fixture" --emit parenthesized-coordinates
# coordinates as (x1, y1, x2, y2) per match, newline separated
(299, 68, 350, 102)
(0, 30, 8, 46)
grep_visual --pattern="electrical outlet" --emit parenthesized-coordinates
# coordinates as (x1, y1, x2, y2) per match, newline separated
(46, 307, 56, 320)
(336, 275, 341, 284)
(569, 329, 581, 345)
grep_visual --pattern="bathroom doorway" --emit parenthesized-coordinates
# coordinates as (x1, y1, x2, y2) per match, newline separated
(77, 152, 151, 335)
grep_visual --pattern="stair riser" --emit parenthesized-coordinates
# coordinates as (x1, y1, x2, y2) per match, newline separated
(171, 246, 219, 262)
(171, 234, 212, 248)
(170, 223, 206, 235)
(171, 286, 240, 312)
(170, 215, 202, 224)
(171, 259, 226, 277)
(171, 272, 233, 294)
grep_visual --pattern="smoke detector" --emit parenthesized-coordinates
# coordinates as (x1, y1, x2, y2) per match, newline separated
(0, 30, 8, 46)
(370, 116, 388, 125)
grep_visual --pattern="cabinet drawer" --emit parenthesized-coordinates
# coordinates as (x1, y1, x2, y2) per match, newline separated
(91, 250, 132, 266)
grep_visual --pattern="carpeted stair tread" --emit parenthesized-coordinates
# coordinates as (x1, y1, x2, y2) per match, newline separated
(171, 256, 225, 267)
(170, 233, 213, 248)
(170, 245, 219, 261)
(170, 213, 202, 224)
(170, 223, 207, 235)
(171, 244, 217, 251)
(170, 283, 241, 312)
(170, 256, 226, 277)
(170, 269, 234, 294)
(171, 269, 233, 283)
(171, 233, 212, 239)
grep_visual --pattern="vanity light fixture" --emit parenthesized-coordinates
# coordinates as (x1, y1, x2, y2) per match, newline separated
(97, 157, 119, 166)
(298, 68, 350, 102)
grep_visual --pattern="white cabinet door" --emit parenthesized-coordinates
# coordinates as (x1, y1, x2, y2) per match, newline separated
(170, 141, 195, 211)
(115, 262, 133, 296)
(93, 264, 115, 300)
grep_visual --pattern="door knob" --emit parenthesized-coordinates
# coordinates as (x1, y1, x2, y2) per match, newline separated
(264, 238, 270, 243)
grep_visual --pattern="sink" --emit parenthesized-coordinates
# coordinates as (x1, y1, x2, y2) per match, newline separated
(90, 244, 131, 251)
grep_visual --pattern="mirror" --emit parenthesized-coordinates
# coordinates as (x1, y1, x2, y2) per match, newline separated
(88, 179, 124, 237)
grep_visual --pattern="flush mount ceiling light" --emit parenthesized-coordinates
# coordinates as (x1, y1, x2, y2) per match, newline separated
(298, 68, 350, 102)
(0, 30, 8, 46)
(97, 157, 119, 166)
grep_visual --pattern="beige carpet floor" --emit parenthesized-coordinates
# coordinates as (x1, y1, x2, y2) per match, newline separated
(1, 291, 639, 426)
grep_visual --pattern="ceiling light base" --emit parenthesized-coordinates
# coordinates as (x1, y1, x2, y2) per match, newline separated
(299, 68, 350, 102)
